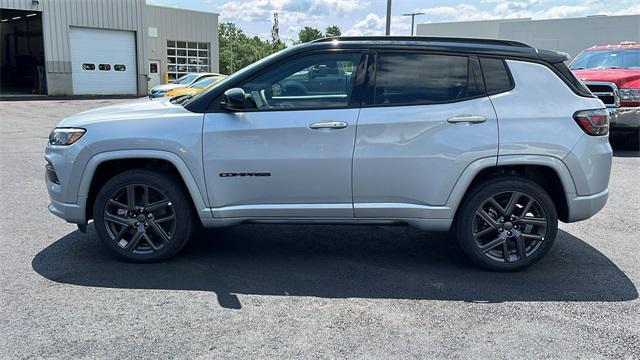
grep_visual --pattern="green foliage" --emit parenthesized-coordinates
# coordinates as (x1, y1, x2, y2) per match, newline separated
(218, 22, 285, 75)
(325, 25, 342, 37)
(297, 26, 324, 44)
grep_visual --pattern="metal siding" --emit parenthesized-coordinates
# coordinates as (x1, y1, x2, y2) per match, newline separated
(3, 0, 217, 93)
(145, 5, 220, 77)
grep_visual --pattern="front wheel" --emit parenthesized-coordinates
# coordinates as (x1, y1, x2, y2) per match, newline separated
(456, 178, 558, 271)
(93, 170, 194, 262)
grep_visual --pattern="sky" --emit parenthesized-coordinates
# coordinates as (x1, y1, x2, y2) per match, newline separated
(147, 0, 640, 43)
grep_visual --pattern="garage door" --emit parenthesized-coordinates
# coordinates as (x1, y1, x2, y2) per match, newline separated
(69, 27, 137, 95)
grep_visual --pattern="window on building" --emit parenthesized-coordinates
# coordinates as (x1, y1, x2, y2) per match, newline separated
(166, 40, 210, 81)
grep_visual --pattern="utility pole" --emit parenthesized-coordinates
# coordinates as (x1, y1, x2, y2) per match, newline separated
(402, 12, 425, 36)
(385, 0, 392, 35)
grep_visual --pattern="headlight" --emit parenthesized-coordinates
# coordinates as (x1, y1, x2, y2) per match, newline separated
(619, 89, 640, 101)
(48, 128, 86, 146)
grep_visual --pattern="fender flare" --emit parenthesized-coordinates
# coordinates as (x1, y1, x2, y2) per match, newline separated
(444, 155, 577, 218)
(77, 150, 212, 223)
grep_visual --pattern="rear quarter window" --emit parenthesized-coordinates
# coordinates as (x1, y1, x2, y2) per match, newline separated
(479, 58, 513, 94)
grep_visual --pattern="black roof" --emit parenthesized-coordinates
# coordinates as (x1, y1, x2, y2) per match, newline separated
(303, 36, 568, 64)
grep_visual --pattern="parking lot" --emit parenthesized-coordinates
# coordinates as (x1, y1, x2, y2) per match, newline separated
(1, 99, 639, 359)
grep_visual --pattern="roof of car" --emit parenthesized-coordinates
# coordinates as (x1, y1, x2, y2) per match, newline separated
(303, 36, 568, 63)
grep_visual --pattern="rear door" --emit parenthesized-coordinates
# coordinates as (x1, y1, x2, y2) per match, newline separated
(353, 51, 498, 218)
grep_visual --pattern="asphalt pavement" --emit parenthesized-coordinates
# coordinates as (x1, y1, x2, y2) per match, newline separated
(1, 99, 639, 359)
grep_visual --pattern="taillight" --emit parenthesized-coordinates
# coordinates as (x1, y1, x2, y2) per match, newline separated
(573, 109, 609, 136)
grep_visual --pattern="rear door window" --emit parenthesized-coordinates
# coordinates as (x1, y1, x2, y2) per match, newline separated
(372, 53, 484, 105)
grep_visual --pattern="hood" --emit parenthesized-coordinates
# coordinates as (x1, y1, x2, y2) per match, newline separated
(58, 98, 179, 127)
(151, 84, 186, 92)
(573, 69, 640, 88)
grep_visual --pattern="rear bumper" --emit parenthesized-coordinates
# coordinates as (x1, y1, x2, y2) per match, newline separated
(566, 188, 609, 222)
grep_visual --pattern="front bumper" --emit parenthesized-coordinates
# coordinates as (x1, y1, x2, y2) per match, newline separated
(609, 107, 640, 134)
(48, 198, 85, 224)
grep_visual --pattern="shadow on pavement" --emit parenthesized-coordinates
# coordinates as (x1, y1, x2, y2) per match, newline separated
(33, 224, 637, 309)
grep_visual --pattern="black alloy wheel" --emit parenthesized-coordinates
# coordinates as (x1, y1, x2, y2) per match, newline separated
(94, 170, 193, 262)
(456, 178, 558, 271)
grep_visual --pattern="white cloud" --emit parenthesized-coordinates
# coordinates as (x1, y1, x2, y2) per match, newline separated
(344, 13, 411, 36)
(217, 0, 369, 42)
(412, 1, 603, 22)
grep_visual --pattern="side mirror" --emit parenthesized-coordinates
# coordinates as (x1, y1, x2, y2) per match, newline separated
(221, 88, 246, 111)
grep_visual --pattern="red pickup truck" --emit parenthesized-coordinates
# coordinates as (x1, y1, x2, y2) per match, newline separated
(570, 42, 640, 150)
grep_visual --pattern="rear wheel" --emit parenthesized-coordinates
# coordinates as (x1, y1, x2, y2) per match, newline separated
(93, 170, 193, 262)
(456, 178, 558, 271)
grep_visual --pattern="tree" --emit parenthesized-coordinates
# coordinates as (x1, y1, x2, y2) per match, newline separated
(325, 25, 342, 37)
(297, 26, 324, 44)
(218, 22, 285, 75)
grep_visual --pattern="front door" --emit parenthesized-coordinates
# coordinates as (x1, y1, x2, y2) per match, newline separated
(203, 51, 366, 218)
(148, 60, 161, 90)
(353, 52, 499, 218)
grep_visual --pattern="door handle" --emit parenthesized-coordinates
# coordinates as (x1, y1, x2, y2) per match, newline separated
(447, 115, 487, 124)
(309, 121, 348, 130)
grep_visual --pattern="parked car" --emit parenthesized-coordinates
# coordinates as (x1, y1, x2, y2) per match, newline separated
(148, 72, 221, 98)
(164, 75, 226, 98)
(45, 37, 612, 271)
(570, 42, 640, 149)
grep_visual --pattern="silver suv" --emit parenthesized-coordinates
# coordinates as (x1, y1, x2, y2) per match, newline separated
(45, 37, 612, 271)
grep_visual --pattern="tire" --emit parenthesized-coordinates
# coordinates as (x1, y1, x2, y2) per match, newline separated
(456, 177, 558, 272)
(93, 169, 194, 262)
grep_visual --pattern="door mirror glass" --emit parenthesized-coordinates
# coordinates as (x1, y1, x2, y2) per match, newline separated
(222, 88, 246, 111)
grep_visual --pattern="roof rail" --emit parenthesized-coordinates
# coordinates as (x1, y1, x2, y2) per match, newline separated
(311, 36, 532, 48)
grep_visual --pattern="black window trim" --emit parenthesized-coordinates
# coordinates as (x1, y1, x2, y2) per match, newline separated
(186, 44, 594, 114)
(362, 50, 493, 109)
(204, 49, 370, 113)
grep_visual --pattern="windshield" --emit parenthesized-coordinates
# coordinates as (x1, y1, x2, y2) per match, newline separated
(172, 74, 199, 84)
(191, 76, 223, 89)
(570, 50, 640, 70)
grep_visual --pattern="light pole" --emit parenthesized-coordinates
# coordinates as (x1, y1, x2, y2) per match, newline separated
(385, 0, 392, 35)
(402, 12, 425, 36)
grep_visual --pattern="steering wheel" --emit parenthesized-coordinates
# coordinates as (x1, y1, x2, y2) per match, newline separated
(281, 81, 308, 96)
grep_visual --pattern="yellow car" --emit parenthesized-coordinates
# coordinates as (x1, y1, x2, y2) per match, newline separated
(165, 75, 226, 97)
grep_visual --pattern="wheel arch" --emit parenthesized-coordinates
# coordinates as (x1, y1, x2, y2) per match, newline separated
(79, 150, 211, 224)
(447, 156, 576, 223)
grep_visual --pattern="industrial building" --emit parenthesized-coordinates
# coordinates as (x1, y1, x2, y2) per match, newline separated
(0, 0, 219, 96)
(417, 15, 640, 59)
